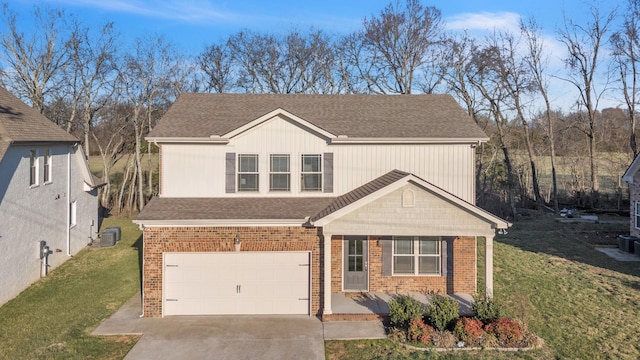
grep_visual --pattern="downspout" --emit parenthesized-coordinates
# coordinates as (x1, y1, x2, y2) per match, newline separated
(66, 146, 72, 256)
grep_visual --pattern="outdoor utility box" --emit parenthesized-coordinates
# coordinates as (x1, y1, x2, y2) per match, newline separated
(104, 226, 121, 242)
(618, 236, 636, 253)
(100, 231, 117, 247)
(635, 241, 640, 256)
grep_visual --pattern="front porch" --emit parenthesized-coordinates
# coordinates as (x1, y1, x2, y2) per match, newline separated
(323, 292, 474, 321)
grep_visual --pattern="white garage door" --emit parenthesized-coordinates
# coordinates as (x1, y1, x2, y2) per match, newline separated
(163, 252, 310, 316)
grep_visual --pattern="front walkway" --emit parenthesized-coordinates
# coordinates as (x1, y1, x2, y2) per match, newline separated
(331, 292, 474, 317)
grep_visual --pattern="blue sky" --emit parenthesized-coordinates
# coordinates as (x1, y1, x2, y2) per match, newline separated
(7, 0, 625, 109)
(10, 0, 620, 54)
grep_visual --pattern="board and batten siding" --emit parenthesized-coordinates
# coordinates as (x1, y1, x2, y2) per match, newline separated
(159, 115, 477, 203)
(322, 184, 494, 237)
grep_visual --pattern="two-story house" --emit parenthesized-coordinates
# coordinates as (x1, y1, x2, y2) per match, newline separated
(134, 94, 510, 319)
(0, 87, 100, 306)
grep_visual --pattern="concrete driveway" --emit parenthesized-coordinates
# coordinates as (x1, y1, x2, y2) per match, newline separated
(93, 295, 325, 360)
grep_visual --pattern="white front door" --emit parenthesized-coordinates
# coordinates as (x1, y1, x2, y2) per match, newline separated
(163, 252, 310, 316)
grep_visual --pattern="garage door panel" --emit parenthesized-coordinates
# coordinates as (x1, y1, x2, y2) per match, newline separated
(163, 252, 310, 316)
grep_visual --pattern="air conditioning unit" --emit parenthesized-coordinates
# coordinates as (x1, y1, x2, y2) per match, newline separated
(618, 236, 636, 253)
(100, 231, 117, 247)
(104, 226, 122, 242)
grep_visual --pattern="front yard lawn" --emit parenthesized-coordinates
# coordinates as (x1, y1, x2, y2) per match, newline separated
(0, 219, 141, 360)
(326, 215, 640, 359)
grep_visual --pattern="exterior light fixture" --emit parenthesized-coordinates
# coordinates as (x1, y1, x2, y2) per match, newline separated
(234, 234, 241, 252)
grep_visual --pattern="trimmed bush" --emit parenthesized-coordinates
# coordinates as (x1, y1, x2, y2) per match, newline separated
(426, 295, 459, 331)
(485, 317, 523, 347)
(453, 317, 485, 347)
(472, 296, 502, 324)
(407, 317, 435, 345)
(388, 295, 426, 330)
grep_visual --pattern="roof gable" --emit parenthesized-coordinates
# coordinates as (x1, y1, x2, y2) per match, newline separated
(312, 170, 510, 230)
(148, 93, 489, 142)
(0, 87, 77, 163)
(223, 108, 336, 140)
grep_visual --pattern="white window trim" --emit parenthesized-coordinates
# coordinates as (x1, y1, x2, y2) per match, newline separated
(269, 154, 291, 192)
(237, 154, 259, 192)
(300, 154, 322, 192)
(43, 148, 52, 184)
(635, 202, 640, 229)
(29, 149, 39, 188)
(392, 236, 441, 276)
(69, 200, 77, 228)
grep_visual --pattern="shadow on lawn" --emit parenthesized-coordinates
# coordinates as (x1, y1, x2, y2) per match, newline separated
(495, 217, 640, 280)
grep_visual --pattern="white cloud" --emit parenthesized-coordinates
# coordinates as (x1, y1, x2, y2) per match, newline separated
(48, 0, 237, 23)
(445, 12, 521, 33)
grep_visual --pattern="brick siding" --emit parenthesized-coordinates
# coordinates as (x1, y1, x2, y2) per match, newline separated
(142, 226, 322, 317)
(143, 227, 477, 318)
(331, 236, 476, 295)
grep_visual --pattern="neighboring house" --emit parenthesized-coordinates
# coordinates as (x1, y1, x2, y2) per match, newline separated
(622, 155, 640, 237)
(134, 94, 510, 319)
(0, 87, 100, 306)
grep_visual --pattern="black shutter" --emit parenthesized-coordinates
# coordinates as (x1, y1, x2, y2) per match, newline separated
(225, 152, 236, 193)
(323, 152, 333, 193)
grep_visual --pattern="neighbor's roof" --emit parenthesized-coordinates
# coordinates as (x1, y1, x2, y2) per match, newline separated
(0, 87, 77, 163)
(149, 93, 488, 140)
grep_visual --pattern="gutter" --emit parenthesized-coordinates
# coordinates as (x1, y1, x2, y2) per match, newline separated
(66, 147, 71, 256)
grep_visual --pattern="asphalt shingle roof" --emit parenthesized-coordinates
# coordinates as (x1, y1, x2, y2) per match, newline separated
(0, 87, 77, 164)
(149, 93, 488, 140)
(137, 197, 337, 221)
(138, 170, 412, 222)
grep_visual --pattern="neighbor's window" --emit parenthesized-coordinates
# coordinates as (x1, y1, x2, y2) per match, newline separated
(635, 202, 640, 229)
(70, 201, 77, 227)
(43, 148, 52, 183)
(29, 149, 38, 187)
(301, 154, 321, 191)
(238, 154, 259, 191)
(269, 154, 290, 191)
(393, 236, 440, 275)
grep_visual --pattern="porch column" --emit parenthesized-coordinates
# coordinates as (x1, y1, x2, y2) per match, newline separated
(323, 233, 333, 316)
(485, 234, 494, 298)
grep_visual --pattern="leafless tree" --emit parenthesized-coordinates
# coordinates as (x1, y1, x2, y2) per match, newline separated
(467, 41, 518, 218)
(359, 0, 443, 94)
(557, 6, 616, 205)
(521, 18, 560, 212)
(198, 43, 235, 93)
(67, 20, 119, 155)
(0, 4, 71, 114)
(611, 0, 640, 156)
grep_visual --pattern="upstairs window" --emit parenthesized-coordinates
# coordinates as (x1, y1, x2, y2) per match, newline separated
(238, 154, 259, 191)
(301, 154, 322, 191)
(29, 149, 38, 187)
(393, 236, 441, 276)
(269, 154, 290, 191)
(43, 148, 52, 183)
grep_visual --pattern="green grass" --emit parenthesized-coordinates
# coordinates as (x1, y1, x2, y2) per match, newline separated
(0, 219, 142, 360)
(88, 154, 159, 179)
(326, 215, 640, 360)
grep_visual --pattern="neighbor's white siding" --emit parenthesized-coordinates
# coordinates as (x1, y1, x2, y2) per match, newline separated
(0, 144, 98, 306)
(159, 115, 477, 202)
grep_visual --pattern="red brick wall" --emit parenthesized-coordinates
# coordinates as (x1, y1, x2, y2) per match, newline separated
(331, 236, 476, 295)
(143, 226, 322, 317)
